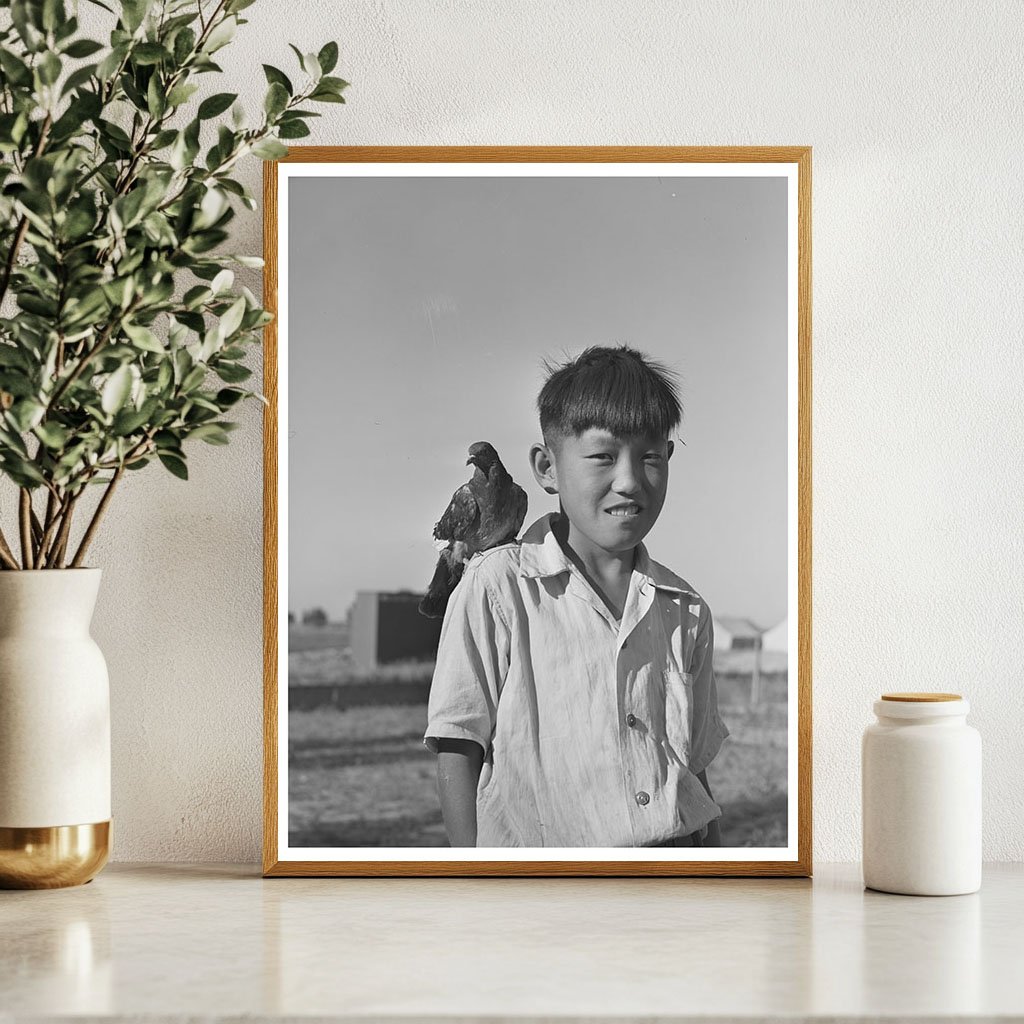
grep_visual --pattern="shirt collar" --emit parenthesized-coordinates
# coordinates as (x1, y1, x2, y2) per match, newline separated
(518, 512, 696, 596)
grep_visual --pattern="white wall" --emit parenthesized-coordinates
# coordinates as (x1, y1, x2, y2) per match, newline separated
(69, 1, 1022, 862)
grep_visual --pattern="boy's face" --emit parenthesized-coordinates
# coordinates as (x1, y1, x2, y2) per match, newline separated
(532, 428, 674, 558)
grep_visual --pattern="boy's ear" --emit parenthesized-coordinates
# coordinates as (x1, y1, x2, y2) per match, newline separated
(667, 439, 675, 461)
(529, 442, 559, 495)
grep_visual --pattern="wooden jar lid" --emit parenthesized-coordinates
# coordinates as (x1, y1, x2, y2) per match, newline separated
(881, 692, 962, 702)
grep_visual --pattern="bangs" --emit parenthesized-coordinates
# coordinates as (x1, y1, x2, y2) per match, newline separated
(538, 345, 682, 444)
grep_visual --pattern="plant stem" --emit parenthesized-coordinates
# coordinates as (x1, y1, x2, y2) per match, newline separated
(70, 466, 124, 568)
(18, 489, 34, 569)
(45, 492, 78, 569)
(36, 487, 66, 566)
(29, 506, 43, 546)
(0, 527, 19, 570)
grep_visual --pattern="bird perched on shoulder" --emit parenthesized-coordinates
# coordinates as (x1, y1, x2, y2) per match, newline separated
(419, 441, 528, 618)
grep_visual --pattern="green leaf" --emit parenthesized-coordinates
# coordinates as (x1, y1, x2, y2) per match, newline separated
(1, 455, 46, 487)
(0, 347, 29, 370)
(11, 2, 44, 52)
(113, 187, 148, 229)
(317, 41, 339, 75)
(183, 285, 212, 309)
(101, 365, 133, 415)
(319, 76, 349, 93)
(112, 405, 151, 435)
(149, 128, 177, 149)
(34, 421, 70, 449)
(189, 423, 230, 445)
(198, 91, 237, 119)
(124, 321, 164, 353)
(210, 269, 233, 294)
(300, 51, 321, 81)
(61, 62, 97, 96)
(226, 0, 257, 11)
(215, 388, 246, 408)
(228, 254, 263, 269)
(262, 64, 292, 95)
(97, 43, 128, 81)
(121, 0, 153, 33)
(173, 26, 196, 65)
(41, 0, 68, 33)
(218, 296, 246, 339)
(309, 88, 346, 104)
(98, 118, 132, 150)
(158, 451, 188, 479)
(264, 81, 288, 118)
(38, 51, 62, 86)
(63, 38, 104, 58)
(166, 81, 199, 107)
(203, 16, 236, 53)
(278, 120, 310, 140)
(9, 400, 46, 433)
(0, 423, 30, 457)
(132, 42, 168, 66)
(0, 50, 33, 87)
(251, 138, 287, 160)
(17, 293, 57, 317)
(214, 362, 251, 383)
(148, 76, 164, 120)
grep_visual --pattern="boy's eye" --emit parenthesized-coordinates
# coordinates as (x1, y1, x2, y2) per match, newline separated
(644, 454, 664, 462)
(587, 453, 613, 461)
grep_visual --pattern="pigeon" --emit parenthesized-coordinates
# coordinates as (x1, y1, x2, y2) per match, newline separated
(418, 441, 528, 618)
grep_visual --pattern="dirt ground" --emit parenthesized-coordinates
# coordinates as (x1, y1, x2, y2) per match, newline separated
(288, 699, 787, 848)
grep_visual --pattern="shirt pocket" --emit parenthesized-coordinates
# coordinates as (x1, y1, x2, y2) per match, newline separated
(663, 670, 695, 765)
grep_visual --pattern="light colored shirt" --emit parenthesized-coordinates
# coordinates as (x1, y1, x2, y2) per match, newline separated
(424, 512, 730, 848)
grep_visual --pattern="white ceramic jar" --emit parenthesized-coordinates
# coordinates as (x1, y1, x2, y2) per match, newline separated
(862, 692, 981, 896)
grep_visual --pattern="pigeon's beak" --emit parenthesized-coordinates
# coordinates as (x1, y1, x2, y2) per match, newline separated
(466, 457, 474, 466)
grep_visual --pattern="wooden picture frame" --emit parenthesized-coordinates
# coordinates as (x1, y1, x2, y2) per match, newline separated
(263, 147, 812, 877)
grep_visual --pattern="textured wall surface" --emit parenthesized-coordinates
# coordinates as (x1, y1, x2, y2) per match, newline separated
(61, 1, 1022, 862)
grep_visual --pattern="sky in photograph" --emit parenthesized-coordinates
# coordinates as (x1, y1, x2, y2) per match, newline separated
(286, 173, 789, 628)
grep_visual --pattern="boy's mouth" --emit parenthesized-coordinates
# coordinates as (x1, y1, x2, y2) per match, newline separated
(606, 503, 643, 518)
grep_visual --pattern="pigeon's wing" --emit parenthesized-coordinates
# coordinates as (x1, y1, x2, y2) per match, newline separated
(433, 483, 481, 543)
(510, 482, 528, 536)
(492, 481, 527, 544)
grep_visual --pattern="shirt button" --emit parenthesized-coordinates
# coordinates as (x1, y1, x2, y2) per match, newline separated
(635, 791, 650, 806)
(626, 713, 637, 727)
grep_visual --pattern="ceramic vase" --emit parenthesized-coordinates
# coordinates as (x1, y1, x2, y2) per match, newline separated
(0, 569, 111, 888)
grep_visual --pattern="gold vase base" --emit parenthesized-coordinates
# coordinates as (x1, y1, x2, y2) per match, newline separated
(0, 821, 111, 889)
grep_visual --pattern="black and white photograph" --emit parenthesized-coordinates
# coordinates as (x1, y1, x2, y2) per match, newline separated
(265, 149, 810, 875)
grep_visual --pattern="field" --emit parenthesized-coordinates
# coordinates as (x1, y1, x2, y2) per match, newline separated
(287, 626, 788, 848)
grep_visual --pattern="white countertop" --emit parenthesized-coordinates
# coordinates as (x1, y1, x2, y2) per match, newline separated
(1, 862, 1021, 1020)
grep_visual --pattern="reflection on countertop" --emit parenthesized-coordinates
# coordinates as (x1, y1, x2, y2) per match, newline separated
(1, 862, 1021, 1019)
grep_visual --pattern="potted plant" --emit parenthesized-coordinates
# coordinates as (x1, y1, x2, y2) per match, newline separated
(0, 0, 344, 887)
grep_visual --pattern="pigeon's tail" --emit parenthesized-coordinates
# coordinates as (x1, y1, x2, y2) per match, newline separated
(418, 552, 464, 618)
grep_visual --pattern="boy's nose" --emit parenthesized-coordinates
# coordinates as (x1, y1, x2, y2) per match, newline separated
(612, 459, 642, 495)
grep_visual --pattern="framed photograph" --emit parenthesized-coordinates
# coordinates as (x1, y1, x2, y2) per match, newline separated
(263, 147, 811, 877)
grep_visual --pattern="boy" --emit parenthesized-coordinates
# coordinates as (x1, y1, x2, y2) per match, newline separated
(423, 345, 729, 847)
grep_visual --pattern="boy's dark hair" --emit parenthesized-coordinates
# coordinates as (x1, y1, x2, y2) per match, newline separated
(538, 345, 682, 448)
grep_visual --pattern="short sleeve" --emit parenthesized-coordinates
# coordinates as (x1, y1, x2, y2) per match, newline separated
(688, 606, 730, 775)
(423, 564, 511, 756)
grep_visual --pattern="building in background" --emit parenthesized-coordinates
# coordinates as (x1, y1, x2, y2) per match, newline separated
(713, 616, 763, 652)
(763, 617, 788, 652)
(349, 591, 443, 673)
